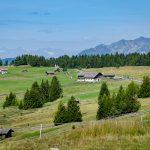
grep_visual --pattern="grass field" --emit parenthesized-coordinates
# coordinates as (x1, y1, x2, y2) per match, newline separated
(0, 66, 150, 150)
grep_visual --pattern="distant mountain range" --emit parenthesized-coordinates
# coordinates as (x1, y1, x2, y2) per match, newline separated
(79, 37, 150, 55)
(2, 58, 14, 64)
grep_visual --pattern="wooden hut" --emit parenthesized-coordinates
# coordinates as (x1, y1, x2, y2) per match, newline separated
(0, 128, 14, 140)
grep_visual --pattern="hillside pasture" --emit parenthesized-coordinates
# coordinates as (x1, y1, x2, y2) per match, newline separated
(0, 66, 150, 149)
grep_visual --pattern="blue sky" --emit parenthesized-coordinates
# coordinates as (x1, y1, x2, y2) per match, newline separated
(0, 0, 150, 58)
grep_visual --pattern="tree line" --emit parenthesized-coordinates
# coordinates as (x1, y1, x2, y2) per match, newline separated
(10, 53, 150, 68)
(0, 59, 9, 66)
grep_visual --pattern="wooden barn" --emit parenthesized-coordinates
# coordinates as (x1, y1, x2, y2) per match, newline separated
(0, 128, 14, 140)
(46, 71, 55, 76)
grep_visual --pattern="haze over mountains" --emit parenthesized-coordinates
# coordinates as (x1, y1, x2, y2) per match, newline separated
(1, 37, 150, 60)
(79, 37, 150, 55)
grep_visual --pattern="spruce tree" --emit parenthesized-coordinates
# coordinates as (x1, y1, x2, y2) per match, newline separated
(54, 101, 67, 125)
(23, 82, 43, 109)
(98, 82, 110, 102)
(125, 82, 140, 113)
(3, 92, 17, 109)
(18, 100, 24, 109)
(40, 80, 50, 103)
(23, 89, 31, 110)
(97, 82, 110, 120)
(139, 76, 150, 98)
(102, 95, 112, 118)
(110, 93, 117, 116)
(29, 87, 43, 108)
(67, 96, 82, 122)
(115, 86, 126, 114)
(50, 76, 63, 101)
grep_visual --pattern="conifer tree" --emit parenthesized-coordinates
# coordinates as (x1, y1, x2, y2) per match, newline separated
(50, 76, 63, 101)
(125, 82, 140, 113)
(98, 82, 110, 102)
(139, 76, 150, 98)
(67, 96, 82, 122)
(40, 80, 50, 102)
(97, 95, 106, 120)
(102, 95, 112, 118)
(23, 89, 31, 110)
(29, 86, 43, 108)
(97, 82, 110, 120)
(110, 93, 117, 116)
(18, 100, 24, 109)
(3, 92, 17, 109)
(54, 101, 67, 125)
(115, 86, 126, 114)
(23, 82, 43, 109)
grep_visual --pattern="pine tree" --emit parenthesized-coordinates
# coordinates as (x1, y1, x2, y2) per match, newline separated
(98, 82, 110, 102)
(4, 60, 8, 66)
(40, 80, 50, 103)
(125, 82, 140, 113)
(29, 87, 43, 108)
(139, 76, 150, 98)
(115, 86, 126, 114)
(18, 101, 24, 109)
(3, 92, 17, 109)
(110, 93, 117, 116)
(50, 76, 63, 101)
(102, 95, 112, 118)
(97, 82, 110, 120)
(23, 82, 43, 109)
(23, 89, 31, 110)
(54, 101, 68, 125)
(0, 59, 3, 66)
(67, 96, 82, 122)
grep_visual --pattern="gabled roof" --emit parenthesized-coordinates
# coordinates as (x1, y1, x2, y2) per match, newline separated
(78, 72, 103, 78)
(0, 129, 14, 135)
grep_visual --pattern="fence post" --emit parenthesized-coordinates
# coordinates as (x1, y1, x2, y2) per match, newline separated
(40, 124, 42, 139)
(140, 114, 143, 128)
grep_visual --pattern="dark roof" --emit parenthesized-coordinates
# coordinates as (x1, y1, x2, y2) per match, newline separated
(0, 129, 14, 135)
(46, 71, 55, 74)
(78, 72, 103, 78)
(103, 74, 115, 78)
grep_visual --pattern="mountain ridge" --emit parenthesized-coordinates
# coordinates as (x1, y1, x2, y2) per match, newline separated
(79, 37, 150, 55)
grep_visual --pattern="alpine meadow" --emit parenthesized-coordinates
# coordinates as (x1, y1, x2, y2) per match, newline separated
(0, 65, 149, 149)
(1, 0, 150, 150)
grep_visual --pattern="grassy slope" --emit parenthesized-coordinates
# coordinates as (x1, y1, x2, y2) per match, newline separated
(0, 66, 150, 150)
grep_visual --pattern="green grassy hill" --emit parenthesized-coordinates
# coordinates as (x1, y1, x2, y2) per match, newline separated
(0, 66, 150, 150)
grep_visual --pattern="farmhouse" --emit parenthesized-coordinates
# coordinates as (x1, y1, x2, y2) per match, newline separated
(78, 72, 103, 82)
(46, 71, 55, 76)
(0, 68, 8, 74)
(0, 128, 14, 140)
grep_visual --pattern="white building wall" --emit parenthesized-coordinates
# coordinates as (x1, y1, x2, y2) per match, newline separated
(78, 78, 100, 82)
